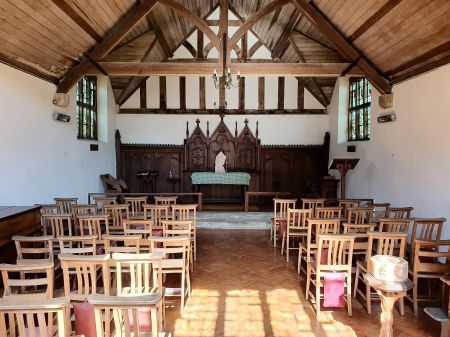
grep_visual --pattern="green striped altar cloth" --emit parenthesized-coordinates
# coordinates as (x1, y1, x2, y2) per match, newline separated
(191, 172, 251, 185)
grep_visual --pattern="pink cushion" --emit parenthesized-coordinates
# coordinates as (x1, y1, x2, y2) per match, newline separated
(323, 273, 345, 307)
(96, 244, 105, 255)
(128, 308, 152, 332)
(313, 248, 329, 266)
(73, 302, 96, 337)
(152, 229, 163, 248)
(278, 219, 287, 239)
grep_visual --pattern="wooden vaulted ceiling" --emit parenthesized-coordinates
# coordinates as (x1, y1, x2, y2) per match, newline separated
(1, 0, 449, 108)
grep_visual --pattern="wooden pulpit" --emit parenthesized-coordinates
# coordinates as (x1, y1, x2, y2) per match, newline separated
(329, 158, 359, 199)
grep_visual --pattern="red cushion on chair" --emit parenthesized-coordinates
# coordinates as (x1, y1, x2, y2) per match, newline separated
(73, 302, 96, 337)
(279, 219, 287, 240)
(151, 229, 163, 248)
(128, 308, 152, 332)
(314, 248, 329, 266)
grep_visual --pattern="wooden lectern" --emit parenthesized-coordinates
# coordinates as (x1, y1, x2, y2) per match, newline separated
(329, 158, 359, 199)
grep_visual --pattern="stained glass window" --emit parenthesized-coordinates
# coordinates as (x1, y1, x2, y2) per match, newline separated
(348, 77, 371, 141)
(76, 77, 97, 140)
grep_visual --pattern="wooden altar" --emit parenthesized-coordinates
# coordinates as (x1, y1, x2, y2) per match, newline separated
(115, 117, 334, 203)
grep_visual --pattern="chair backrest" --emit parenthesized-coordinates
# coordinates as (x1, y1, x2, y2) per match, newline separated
(410, 218, 446, 262)
(306, 218, 340, 248)
(387, 207, 414, 219)
(103, 235, 141, 254)
(13, 235, 54, 263)
(301, 198, 325, 214)
(94, 197, 117, 213)
(378, 218, 411, 233)
(367, 232, 407, 262)
(77, 215, 108, 239)
(88, 293, 161, 337)
(124, 196, 148, 215)
(58, 235, 97, 255)
(150, 236, 190, 269)
(154, 196, 178, 205)
(342, 224, 375, 256)
(367, 202, 390, 219)
(71, 204, 97, 217)
(274, 198, 297, 223)
(123, 219, 153, 237)
(171, 204, 197, 223)
(287, 208, 311, 231)
(0, 261, 54, 299)
(338, 199, 361, 217)
(54, 198, 78, 213)
(143, 205, 170, 228)
(40, 204, 61, 214)
(0, 297, 70, 337)
(161, 220, 192, 237)
(104, 205, 130, 233)
(315, 206, 342, 219)
(347, 207, 374, 224)
(316, 234, 355, 272)
(41, 213, 72, 237)
(113, 252, 164, 296)
(59, 253, 110, 301)
(412, 240, 450, 273)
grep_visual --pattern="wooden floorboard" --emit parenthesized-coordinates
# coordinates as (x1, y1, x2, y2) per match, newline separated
(165, 229, 438, 337)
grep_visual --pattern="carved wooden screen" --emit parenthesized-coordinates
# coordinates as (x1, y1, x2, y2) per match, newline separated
(186, 123, 208, 171)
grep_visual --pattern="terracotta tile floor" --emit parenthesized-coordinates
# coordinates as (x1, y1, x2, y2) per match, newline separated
(165, 229, 438, 337)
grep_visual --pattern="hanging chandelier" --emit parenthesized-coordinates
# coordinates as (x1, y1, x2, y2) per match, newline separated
(212, 33, 240, 89)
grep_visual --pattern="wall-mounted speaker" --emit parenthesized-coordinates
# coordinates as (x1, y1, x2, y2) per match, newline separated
(52, 112, 71, 123)
(52, 93, 70, 107)
(379, 93, 394, 109)
(377, 112, 396, 123)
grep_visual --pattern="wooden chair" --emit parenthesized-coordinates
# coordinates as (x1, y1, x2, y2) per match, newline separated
(104, 234, 141, 255)
(342, 224, 375, 259)
(104, 204, 130, 234)
(353, 232, 407, 315)
(13, 235, 54, 265)
(0, 297, 70, 337)
(150, 236, 191, 310)
(71, 204, 97, 216)
(406, 239, 450, 317)
(410, 217, 446, 262)
(281, 208, 311, 262)
(171, 204, 198, 261)
(77, 214, 109, 241)
(59, 253, 110, 302)
(123, 219, 154, 253)
(378, 218, 411, 237)
(271, 198, 297, 248)
(41, 213, 72, 238)
(367, 202, 390, 219)
(94, 196, 117, 213)
(301, 198, 325, 214)
(162, 220, 193, 270)
(87, 293, 171, 337)
(0, 261, 54, 299)
(58, 235, 97, 255)
(347, 207, 374, 224)
(315, 206, 342, 219)
(298, 218, 340, 275)
(113, 252, 165, 330)
(143, 205, 170, 229)
(305, 234, 355, 317)
(54, 197, 78, 213)
(40, 204, 61, 214)
(154, 196, 178, 206)
(124, 196, 148, 216)
(387, 206, 414, 219)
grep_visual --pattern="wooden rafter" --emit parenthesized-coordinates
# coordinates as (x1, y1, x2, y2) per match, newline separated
(92, 61, 359, 76)
(228, 0, 289, 52)
(147, 12, 173, 58)
(272, 11, 301, 60)
(290, 0, 392, 94)
(119, 108, 326, 115)
(0, 53, 59, 84)
(56, 0, 158, 93)
(49, 0, 102, 42)
(182, 41, 197, 58)
(349, 0, 403, 42)
(248, 41, 263, 58)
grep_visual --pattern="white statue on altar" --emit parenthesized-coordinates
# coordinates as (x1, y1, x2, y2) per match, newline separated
(215, 151, 227, 173)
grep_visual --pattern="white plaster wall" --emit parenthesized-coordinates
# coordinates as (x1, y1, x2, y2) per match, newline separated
(116, 114, 329, 145)
(0, 64, 117, 205)
(328, 64, 450, 237)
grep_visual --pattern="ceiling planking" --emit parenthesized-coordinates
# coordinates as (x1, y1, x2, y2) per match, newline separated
(0, 0, 448, 105)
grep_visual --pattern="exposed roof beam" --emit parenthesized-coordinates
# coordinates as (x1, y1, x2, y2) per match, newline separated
(248, 41, 263, 58)
(56, 0, 158, 93)
(49, 0, 102, 42)
(160, 0, 220, 49)
(228, 0, 290, 51)
(272, 12, 301, 60)
(119, 108, 326, 115)
(0, 53, 59, 84)
(182, 41, 197, 58)
(147, 12, 173, 58)
(290, 0, 392, 94)
(206, 19, 241, 26)
(349, 0, 403, 42)
(390, 54, 450, 84)
(92, 61, 360, 76)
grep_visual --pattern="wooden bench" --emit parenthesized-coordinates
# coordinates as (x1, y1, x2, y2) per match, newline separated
(244, 191, 292, 212)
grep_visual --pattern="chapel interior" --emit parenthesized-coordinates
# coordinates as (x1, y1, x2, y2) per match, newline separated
(1, 0, 450, 336)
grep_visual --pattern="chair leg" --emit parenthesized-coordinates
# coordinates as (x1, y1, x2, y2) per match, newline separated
(181, 272, 186, 310)
(353, 265, 360, 298)
(366, 279, 372, 315)
(347, 275, 352, 316)
(273, 225, 277, 247)
(413, 275, 419, 317)
(270, 222, 273, 242)
(297, 248, 302, 274)
(281, 233, 286, 255)
(316, 275, 321, 317)
(440, 321, 449, 337)
(305, 264, 311, 300)
(286, 235, 290, 263)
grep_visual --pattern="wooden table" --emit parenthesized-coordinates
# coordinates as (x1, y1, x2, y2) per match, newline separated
(364, 274, 413, 337)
